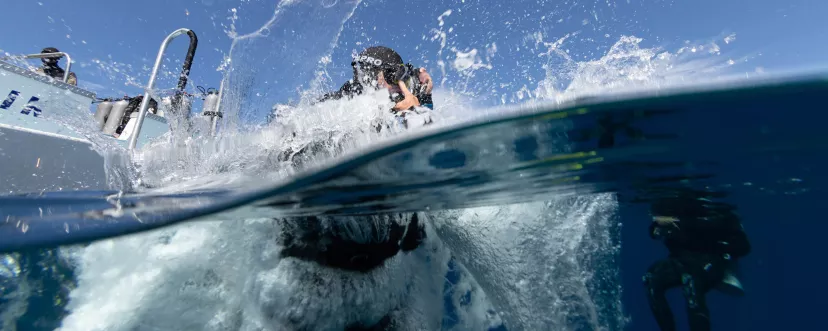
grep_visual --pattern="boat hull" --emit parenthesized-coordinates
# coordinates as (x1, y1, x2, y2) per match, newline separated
(0, 59, 166, 193)
(0, 126, 107, 193)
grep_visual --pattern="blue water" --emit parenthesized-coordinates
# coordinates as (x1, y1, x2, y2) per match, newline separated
(5, 76, 827, 330)
(613, 84, 828, 329)
(10, 194, 812, 330)
(622, 185, 826, 330)
(6, 199, 824, 331)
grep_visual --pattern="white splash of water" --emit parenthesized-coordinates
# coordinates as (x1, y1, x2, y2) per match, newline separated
(214, 0, 364, 133)
(531, 34, 740, 104)
(431, 9, 453, 87)
(0, 254, 26, 331)
(430, 194, 621, 330)
(59, 214, 453, 331)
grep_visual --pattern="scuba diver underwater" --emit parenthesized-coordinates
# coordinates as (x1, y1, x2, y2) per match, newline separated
(644, 190, 751, 331)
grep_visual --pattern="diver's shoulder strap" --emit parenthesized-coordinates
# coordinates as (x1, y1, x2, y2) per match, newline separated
(316, 80, 364, 104)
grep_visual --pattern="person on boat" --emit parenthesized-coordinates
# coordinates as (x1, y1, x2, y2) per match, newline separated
(318, 46, 434, 112)
(643, 190, 751, 331)
(35, 47, 77, 86)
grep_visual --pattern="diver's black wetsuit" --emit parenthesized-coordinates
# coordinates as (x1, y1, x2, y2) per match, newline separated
(277, 213, 426, 273)
(644, 197, 751, 331)
(40, 64, 66, 81)
(275, 213, 426, 330)
(317, 73, 434, 134)
(317, 46, 433, 109)
(273, 47, 431, 331)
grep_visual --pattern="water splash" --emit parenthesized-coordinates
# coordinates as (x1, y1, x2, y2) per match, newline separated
(430, 194, 623, 330)
(75, 31, 737, 330)
(215, 0, 364, 133)
(530, 34, 741, 104)
(49, 1, 747, 330)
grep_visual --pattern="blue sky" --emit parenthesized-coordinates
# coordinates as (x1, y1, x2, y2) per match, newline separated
(1, 0, 826, 121)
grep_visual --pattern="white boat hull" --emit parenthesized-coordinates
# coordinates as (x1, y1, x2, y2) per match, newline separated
(0, 60, 168, 193)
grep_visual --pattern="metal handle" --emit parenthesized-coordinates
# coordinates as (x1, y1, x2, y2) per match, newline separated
(21, 52, 73, 83)
(128, 28, 198, 151)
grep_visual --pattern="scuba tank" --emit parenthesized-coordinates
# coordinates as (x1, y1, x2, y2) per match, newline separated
(188, 89, 220, 136)
(102, 98, 130, 134)
(94, 99, 113, 130)
(201, 89, 219, 116)
(204, 89, 221, 135)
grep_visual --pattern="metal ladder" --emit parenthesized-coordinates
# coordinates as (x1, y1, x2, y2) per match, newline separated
(128, 28, 198, 151)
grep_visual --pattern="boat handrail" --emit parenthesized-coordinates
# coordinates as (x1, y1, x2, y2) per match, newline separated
(0, 52, 73, 84)
(128, 28, 198, 151)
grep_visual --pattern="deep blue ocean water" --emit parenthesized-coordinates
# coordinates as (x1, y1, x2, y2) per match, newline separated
(621, 185, 827, 330)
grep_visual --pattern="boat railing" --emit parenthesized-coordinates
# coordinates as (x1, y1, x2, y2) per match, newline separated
(2, 29, 210, 149)
(0, 52, 74, 84)
(128, 28, 198, 151)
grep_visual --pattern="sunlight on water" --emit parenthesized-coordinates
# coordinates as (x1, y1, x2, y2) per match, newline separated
(0, 0, 749, 330)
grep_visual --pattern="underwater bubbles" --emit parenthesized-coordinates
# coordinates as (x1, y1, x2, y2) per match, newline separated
(259, 27, 271, 38)
(321, 0, 338, 8)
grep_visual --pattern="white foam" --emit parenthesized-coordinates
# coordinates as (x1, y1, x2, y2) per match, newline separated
(58, 215, 453, 331)
(0, 254, 27, 331)
(428, 194, 622, 330)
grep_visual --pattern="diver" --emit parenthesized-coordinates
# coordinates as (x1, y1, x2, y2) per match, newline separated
(35, 47, 77, 86)
(277, 213, 426, 273)
(318, 46, 434, 124)
(262, 49, 435, 330)
(643, 190, 751, 331)
(272, 46, 436, 165)
(273, 213, 427, 330)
